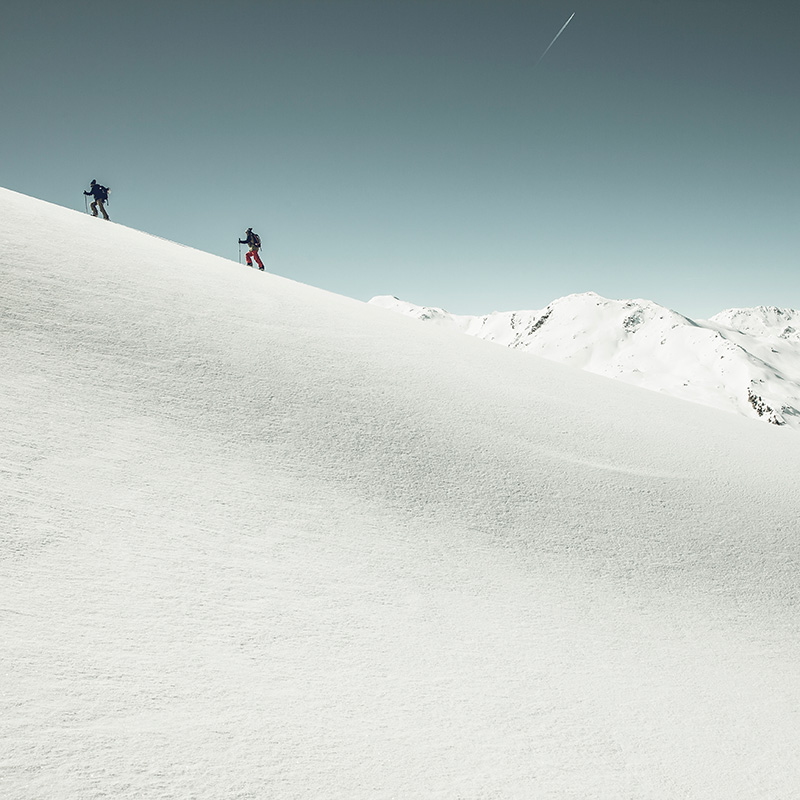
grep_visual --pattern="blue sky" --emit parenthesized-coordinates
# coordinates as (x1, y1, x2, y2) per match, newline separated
(2, 0, 797, 318)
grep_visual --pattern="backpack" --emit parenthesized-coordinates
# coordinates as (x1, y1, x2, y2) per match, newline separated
(251, 232, 261, 248)
(97, 185, 109, 202)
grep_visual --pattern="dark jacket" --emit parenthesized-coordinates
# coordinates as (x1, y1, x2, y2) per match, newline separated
(84, 183, 108, 201)
(239, 230, 261, 248)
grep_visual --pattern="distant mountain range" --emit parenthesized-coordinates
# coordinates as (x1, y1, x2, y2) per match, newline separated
(370, 292, 800, 430)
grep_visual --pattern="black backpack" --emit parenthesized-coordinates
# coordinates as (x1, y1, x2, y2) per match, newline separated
(97, 185, 109, 202)
(251, 232, 261, 248)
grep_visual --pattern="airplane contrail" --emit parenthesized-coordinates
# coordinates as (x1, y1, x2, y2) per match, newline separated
(535, 12, 576, 66)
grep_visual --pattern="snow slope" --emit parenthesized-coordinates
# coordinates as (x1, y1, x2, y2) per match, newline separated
(370, 293, 800, 429)
(3, 187, 800, 799)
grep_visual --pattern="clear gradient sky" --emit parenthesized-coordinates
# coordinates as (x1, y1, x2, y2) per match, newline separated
(2, 0, 797, 318)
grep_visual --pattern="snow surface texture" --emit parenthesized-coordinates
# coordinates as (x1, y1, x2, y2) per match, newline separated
(2, 186, 800, 799)
(370, 294, 800, 430)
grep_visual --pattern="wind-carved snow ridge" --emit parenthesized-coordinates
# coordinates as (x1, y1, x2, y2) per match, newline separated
(370, 292, 800, 430)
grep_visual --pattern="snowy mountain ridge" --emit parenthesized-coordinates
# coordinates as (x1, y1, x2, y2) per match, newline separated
(370, 292, 800, 429)
(711, 304, 800, 340)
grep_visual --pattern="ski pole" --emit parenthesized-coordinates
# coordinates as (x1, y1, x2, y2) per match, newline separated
(84, 194, 88, 214)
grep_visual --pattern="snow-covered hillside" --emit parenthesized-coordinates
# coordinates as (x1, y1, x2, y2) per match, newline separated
(370, 293, 800, 429)
(3, 187, 800, 799)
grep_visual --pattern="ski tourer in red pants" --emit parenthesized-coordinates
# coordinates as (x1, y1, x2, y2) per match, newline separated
(239, 228, 264, 270)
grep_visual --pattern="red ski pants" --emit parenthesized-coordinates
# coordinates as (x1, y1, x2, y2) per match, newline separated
(246, 247, 264, 269)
